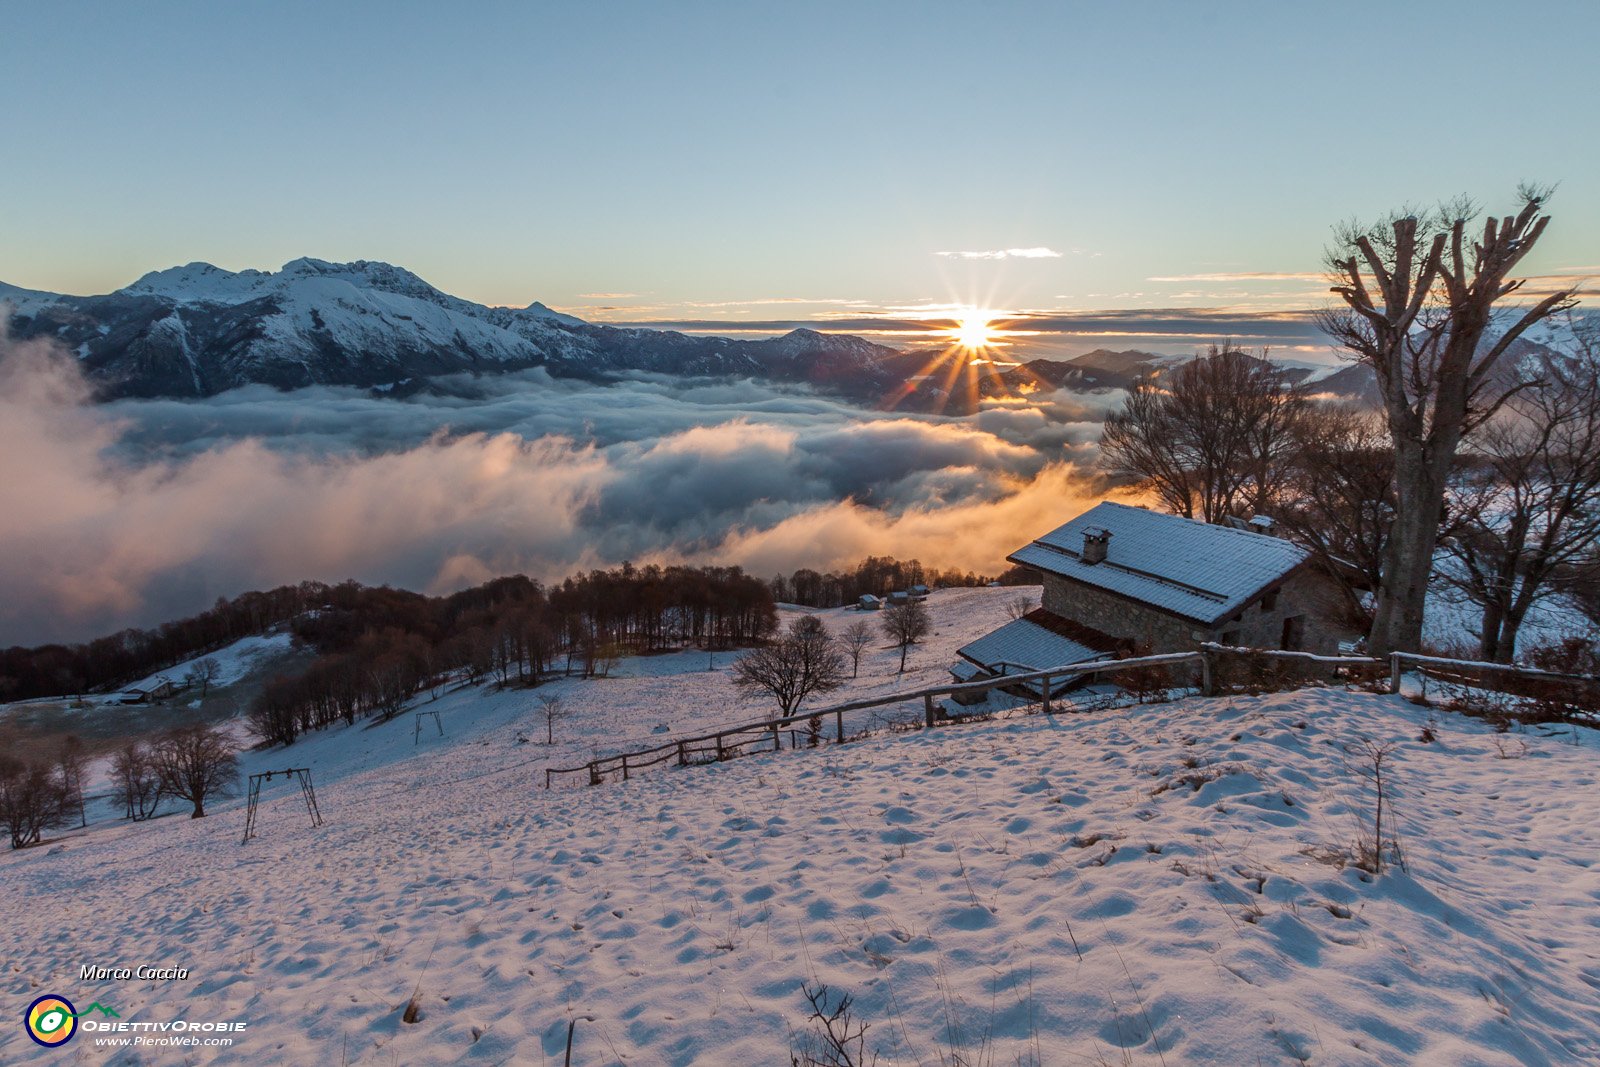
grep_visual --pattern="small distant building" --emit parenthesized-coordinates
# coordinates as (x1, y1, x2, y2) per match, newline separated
(910, 584, 931, 599)
(954, 501, 1363, 687)
(118, 677, 178, 705)
(886, 591, 911, 606)
(857, 594, 882, 611)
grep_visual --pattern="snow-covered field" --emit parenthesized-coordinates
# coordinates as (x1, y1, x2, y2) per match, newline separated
(117, 633, 298, 700)
(3, 588, 1599, 1064)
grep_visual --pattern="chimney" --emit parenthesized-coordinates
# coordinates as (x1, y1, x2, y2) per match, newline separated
(1081, 527, 1112, 565)
(1247, 515, 1277, 536)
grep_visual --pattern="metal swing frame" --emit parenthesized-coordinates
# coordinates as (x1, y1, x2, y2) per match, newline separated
(241, 767, 323, 844)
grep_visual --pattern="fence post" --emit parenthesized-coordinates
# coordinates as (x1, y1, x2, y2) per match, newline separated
(1041, 673, 1052, 715)
(1389, 652, 1403, 694)
(678, 740, 687, 767)
(545, 768, 551, 790)
(835, 710, 845, 744)
(1200, 645, 1216, 697)
(716, 733, 725, 761)
(621, 754, 630, 782)
(772, 723, 781, 752)
(924, 693, 937, 728)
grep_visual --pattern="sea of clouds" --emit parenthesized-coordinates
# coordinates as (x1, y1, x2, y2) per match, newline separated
(0, 332, 1133, 645)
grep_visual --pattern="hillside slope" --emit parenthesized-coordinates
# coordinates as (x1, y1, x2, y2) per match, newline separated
(1, 590, 1596, 1065)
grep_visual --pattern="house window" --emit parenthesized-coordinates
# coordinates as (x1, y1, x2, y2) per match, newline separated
(1260, 589, 1279, 612)
(1280, 615, 1305, 651)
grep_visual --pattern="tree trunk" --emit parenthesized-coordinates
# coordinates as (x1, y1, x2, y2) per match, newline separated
(1478, 599, 1507, 664)
(1368, 449, 1445, 657)
(190, 799, 205, 819)
(1496, 599, 1536, 665)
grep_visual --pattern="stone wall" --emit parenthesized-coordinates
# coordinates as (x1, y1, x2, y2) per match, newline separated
(1041, 566, 1359, 655)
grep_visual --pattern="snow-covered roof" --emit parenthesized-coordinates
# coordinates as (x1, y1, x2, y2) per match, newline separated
(1008, 501, 1310, 626)
(957, 609, 1123, 674)
(950, 659, 983, 682)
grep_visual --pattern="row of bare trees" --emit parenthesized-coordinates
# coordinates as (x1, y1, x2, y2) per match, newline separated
(1101, 189, 1591, 663)
(771, 557, 990, 608)
(0, 581, 335, 704)
(251, 564, 781, 748)
(0, 725, 237, 848)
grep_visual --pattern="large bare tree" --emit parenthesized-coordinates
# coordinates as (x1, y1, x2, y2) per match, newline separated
(881, 599, 932, 673)
(1100, 344, 1308, 524)
(1441, 342, 1600, 661)
(1319, 188, 1578, 655)
(151, 724, 239, 819)
(732, 618, 847, 715)
(1274, 404, 1397, 623)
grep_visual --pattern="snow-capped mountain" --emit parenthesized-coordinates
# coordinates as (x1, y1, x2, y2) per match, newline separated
(0, 259, 904, 399)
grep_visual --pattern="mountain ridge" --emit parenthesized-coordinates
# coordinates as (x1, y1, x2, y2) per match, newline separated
(0, 259, 905, 400)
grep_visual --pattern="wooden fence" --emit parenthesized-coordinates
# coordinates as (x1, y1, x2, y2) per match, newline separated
(543, 645, 1600, 789)
(544, 644, 1391, 789)
(1390, 651, 1600, 717)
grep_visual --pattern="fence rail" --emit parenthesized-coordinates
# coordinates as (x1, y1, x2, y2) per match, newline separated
(545, 645, 1399, 789)
(545, 645, 1596, 790)
(1390, 651, 1600, 712)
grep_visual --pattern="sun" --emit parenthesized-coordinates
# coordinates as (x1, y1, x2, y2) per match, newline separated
(953, 316, 993, 349)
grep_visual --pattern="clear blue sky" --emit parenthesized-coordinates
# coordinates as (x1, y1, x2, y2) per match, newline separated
(3, 1, 1596, 329)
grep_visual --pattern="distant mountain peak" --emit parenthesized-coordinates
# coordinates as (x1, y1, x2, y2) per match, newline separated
(1, 258, 903, 401)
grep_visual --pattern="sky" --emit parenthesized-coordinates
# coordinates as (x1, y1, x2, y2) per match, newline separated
(3, 0, 1597, 355)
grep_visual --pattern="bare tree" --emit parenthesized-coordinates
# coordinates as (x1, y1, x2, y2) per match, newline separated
(111, 741, 163, 821)
(536, 691, 569, 744)
(1345, 739, 1402, 875)
(1274, 404, 1397, 624)
(0, 757, 70, 849)
(1320, 187, 1578, 655)
(150, 724, 239, 819)
(1441, 342, 1600, 661)
(56, 735, 88, 828)
(1004, 593, 1037, 621)
(732, 618, 847, 715)
(185, 656, 222, 698)
(840, 620, 873, 678)
(1100, 344, 1308, 523)
(881, 600, 931, 673)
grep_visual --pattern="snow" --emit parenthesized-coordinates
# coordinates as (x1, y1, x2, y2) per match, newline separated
(111, 632, 296, 702)
(3, 588, 1599, 1064)
(108, 258, 590, 372)
(1424, 569, 1594, 657)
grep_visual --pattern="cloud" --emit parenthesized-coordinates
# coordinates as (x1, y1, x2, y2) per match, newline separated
(1146, 271, 1324, 282)
(0, 336, 1118, 645)
(935, 247, 1065, 260)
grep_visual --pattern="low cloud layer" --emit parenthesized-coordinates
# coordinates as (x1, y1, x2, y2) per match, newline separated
(1, 336, 1118, 645)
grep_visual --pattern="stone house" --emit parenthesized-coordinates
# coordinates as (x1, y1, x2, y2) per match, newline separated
(953, 502, 1363, 688)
